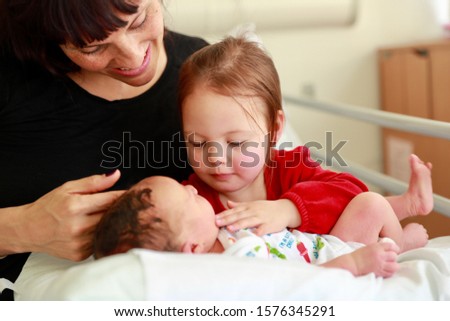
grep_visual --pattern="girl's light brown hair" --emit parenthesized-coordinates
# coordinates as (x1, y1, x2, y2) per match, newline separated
(178, 36, 283, 146)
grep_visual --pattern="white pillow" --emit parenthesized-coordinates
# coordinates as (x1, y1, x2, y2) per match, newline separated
(13, 237, 450, 300)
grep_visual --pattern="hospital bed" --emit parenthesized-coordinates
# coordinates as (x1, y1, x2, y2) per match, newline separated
(10, 96, 450, 300)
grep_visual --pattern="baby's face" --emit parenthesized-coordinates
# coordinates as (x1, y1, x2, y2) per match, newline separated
(135, 176, 219, 252)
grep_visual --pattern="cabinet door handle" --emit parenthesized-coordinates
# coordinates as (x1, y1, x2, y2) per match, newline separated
(414, 48, 429, 57)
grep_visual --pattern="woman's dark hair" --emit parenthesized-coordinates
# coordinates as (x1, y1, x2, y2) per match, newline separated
(0, 0, 139, 76)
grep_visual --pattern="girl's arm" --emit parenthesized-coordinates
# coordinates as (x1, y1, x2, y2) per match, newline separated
(216, 146, 367, 235)
(275, 146, 368, 234)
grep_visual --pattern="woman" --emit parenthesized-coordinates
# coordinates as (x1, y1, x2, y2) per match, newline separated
(0, 0, 207, 300)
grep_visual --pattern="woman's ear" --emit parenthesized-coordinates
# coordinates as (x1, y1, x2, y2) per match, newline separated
(274, 110, 285, 143)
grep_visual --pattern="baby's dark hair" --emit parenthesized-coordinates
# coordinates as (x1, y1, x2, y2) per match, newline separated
(94, 186, 177, 259)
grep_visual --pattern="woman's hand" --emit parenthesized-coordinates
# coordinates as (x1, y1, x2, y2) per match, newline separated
(215, 199, 301, 236)
(1, 170, 124, 261)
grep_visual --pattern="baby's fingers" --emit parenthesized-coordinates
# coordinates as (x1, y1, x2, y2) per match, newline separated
(380, 243, 400, 278)
(381, 261, 400, 278)
(379, 238, 400, 253)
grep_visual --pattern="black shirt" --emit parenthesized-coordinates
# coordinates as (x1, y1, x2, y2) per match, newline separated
(0, 31, 208, 300)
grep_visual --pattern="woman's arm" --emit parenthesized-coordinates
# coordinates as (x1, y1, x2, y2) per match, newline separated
(0, 171, 124, 260)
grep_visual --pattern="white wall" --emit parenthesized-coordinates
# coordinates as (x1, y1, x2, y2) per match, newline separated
(165, 0, 447, 173)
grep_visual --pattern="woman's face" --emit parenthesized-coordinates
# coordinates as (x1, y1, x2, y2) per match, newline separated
(60, 0, 165, 88)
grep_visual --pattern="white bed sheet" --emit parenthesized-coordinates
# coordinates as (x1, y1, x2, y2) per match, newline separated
(12, 236, 450, 300)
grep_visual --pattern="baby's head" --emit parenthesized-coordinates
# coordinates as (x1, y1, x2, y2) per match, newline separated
(94, 176, 218, 259)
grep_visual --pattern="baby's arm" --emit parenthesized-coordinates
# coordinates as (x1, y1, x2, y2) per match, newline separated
(215, 199, 301, 235)
(320, 242, 400, 277)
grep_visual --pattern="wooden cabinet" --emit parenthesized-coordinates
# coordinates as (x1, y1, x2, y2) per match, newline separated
(378, 40, 450, 238)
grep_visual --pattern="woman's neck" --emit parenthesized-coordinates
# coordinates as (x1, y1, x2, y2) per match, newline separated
(70, 74, 155, 101)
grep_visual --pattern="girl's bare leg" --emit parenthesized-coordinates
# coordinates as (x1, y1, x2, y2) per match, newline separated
(331, 192, 428, 252)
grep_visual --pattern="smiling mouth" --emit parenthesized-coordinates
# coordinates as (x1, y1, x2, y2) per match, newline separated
(113, 45, 151, 77)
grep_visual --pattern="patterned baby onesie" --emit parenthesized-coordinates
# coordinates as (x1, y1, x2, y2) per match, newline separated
(218, 228, 365, 264)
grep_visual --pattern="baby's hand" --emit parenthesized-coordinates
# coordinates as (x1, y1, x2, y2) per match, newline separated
(352, 242, 400, 277)
(215, 199, 300, 235)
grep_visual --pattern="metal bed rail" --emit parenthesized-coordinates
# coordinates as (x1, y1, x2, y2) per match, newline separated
(283, 95, 450, 218)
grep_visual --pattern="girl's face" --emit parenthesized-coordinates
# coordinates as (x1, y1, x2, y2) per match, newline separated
(183, 85, 279, 197)
(60, 0, 165, 88)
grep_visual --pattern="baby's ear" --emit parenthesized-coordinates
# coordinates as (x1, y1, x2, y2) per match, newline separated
(181, 242, 196, 253)
(181, 242, 203, 254)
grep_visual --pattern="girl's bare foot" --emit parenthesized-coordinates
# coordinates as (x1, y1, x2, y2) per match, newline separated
(405, 154, 433, 216)
(401, 223, 429, 252)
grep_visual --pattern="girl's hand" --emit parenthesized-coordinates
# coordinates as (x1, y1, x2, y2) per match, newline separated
(215, 199, 301, 236)
(16, 170, 124, 261)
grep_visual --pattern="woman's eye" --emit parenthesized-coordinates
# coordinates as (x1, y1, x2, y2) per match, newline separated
(80, 46, 104, 55)
(131, 12, 148, 30)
